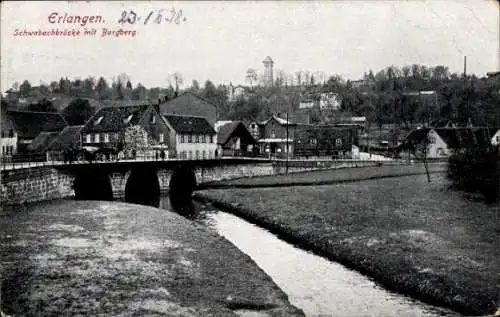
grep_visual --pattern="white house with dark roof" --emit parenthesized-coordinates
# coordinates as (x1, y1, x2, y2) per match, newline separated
(162, 114, 217, 159)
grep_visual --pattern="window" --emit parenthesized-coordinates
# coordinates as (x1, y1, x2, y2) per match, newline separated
(85, 134, 91, 143)
(188, 150, 193, 159)
(271, 129, 276, 138)
(1, 130, 4, 138)
(309, 138, 317, 145)
(94, 134, 99, 143)
(159, 133, 164, 143)
(496, 136, 499, 143)
(104, 133, 109, 143)
(2, 146, 4, 155)
(201, 135, 206, 143)
(182, 151, 187, 159)
(9, 129, 14, 138)
(202, 150, 207, 159)
(180, 134, 185, 143)
(436, 148, 445, 156)
(195, 150, 200, 159)
(210, 135, 214, 143)
(195, 135, 199, 143)
(188, 134, 192, 143)
(336, 138, 343, 145)
(429, 136, 436, 144)
(151, 115, 156, 124)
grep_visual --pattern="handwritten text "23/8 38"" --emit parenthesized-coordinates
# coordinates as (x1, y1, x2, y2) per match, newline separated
(118, 9, 186, 25)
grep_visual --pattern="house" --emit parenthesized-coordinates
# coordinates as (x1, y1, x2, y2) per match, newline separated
(162, 114, 217, 159)
(1, 105, 17, 158)
(27, 132, 60, 153)
(46, 125, 84, 161)
(2, 110, 67, 154)
(158, 92, 217, 126)
(293, 124, 355, 158)
(215, 121, 257, 156)
(403, 127, 492, 159)
(258, 115, 296, 156)
(227, 84, 249, 101)
(80, 104, 170, 158)
(319, 93, 342, 110)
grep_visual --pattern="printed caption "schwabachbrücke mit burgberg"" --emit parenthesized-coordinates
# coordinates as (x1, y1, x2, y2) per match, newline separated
(12, 11, 187, 38)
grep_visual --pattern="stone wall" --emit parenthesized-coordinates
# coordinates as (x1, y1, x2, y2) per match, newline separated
(1, 161, 335, 206)
(1, 167, 75, 206)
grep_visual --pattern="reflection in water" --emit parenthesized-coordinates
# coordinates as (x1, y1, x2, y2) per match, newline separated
(158, 196, 459, 317)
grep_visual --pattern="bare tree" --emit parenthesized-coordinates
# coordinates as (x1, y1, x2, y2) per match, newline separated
(245, 68, 258, 88)
(169, 72, 184, 93)
(295, 71, 303, 86)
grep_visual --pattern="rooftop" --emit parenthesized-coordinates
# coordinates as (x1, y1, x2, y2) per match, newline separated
(163, 114, 216, 135)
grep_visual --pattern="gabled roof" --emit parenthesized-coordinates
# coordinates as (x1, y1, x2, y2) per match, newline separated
(7, 110, 68, 139)
(159, 92, 217, 114)
(403, 127, 493, 149)
(48, 125, 84, 151)
(215, 121, 256, 145)
(81, 104, 151, 133)
(163, 115, 216, 134)
(27, 132, 60, 152)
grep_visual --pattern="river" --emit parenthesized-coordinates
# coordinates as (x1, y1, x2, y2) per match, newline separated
(160, 196, 460, 317)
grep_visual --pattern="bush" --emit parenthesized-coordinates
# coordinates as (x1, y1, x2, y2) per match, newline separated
(447, 146, 500, 203)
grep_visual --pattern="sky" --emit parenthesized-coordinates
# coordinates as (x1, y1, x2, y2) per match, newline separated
(1, 0, 499, 91)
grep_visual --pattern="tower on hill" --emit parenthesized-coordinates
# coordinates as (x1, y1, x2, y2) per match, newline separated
(262, 56, 274, 87)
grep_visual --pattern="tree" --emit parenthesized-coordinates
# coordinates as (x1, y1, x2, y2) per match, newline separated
(245, 69, 258, 88)
(19, 80, 32, 97)
(62, 98, 95, 125)
(295, 71, 303, 86)
(191, 80, 200, 92)
(49, 81, 58, 93)
(82, 77, 95, 97)
(27, 98, 57, 112)
(132, 83, 147, 101)
(169, 72, 183, 93)
(123, 125, 155, 158)
(95, 77, 109, 100)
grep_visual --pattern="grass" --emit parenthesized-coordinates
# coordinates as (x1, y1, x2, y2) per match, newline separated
(195, 173, 499, 316)
(200, 163, 448, 188)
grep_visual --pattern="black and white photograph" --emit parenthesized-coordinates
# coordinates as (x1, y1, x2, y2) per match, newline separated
(0, 1, 499, 316)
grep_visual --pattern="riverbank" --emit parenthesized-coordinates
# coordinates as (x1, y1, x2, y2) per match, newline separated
(195, 173, 499, 316)
(199, 162, 447, 189)
(0, 200, 304, 316)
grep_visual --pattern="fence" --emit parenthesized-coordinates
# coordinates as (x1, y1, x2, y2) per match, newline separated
(1, 150, 444, 172)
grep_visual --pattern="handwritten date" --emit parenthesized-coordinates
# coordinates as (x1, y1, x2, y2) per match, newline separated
(118, 9, 186, 25)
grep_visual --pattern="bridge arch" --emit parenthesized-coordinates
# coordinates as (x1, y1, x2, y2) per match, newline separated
(73, 170, 113, 201)
(125, 167, 160, 207)
(169, 165, 197, 199)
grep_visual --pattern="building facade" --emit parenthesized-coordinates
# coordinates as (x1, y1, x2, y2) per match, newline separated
(319, 93, 342, 110)
(215, 121, 257, 156)
(80, 104, 170, 158)
(258, 115, 295, 156)
(163, 115, 217, 159)
(293, 125, 355, 158)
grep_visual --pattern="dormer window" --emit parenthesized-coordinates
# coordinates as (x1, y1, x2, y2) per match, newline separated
(124, 114, 133, 124)
(94, 116, 104, 125)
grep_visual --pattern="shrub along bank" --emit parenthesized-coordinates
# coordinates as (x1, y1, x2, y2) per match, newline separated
(195, 174, 499, 316)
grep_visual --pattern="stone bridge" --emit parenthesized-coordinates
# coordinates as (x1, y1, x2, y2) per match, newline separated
(1, 158, 329, 206)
